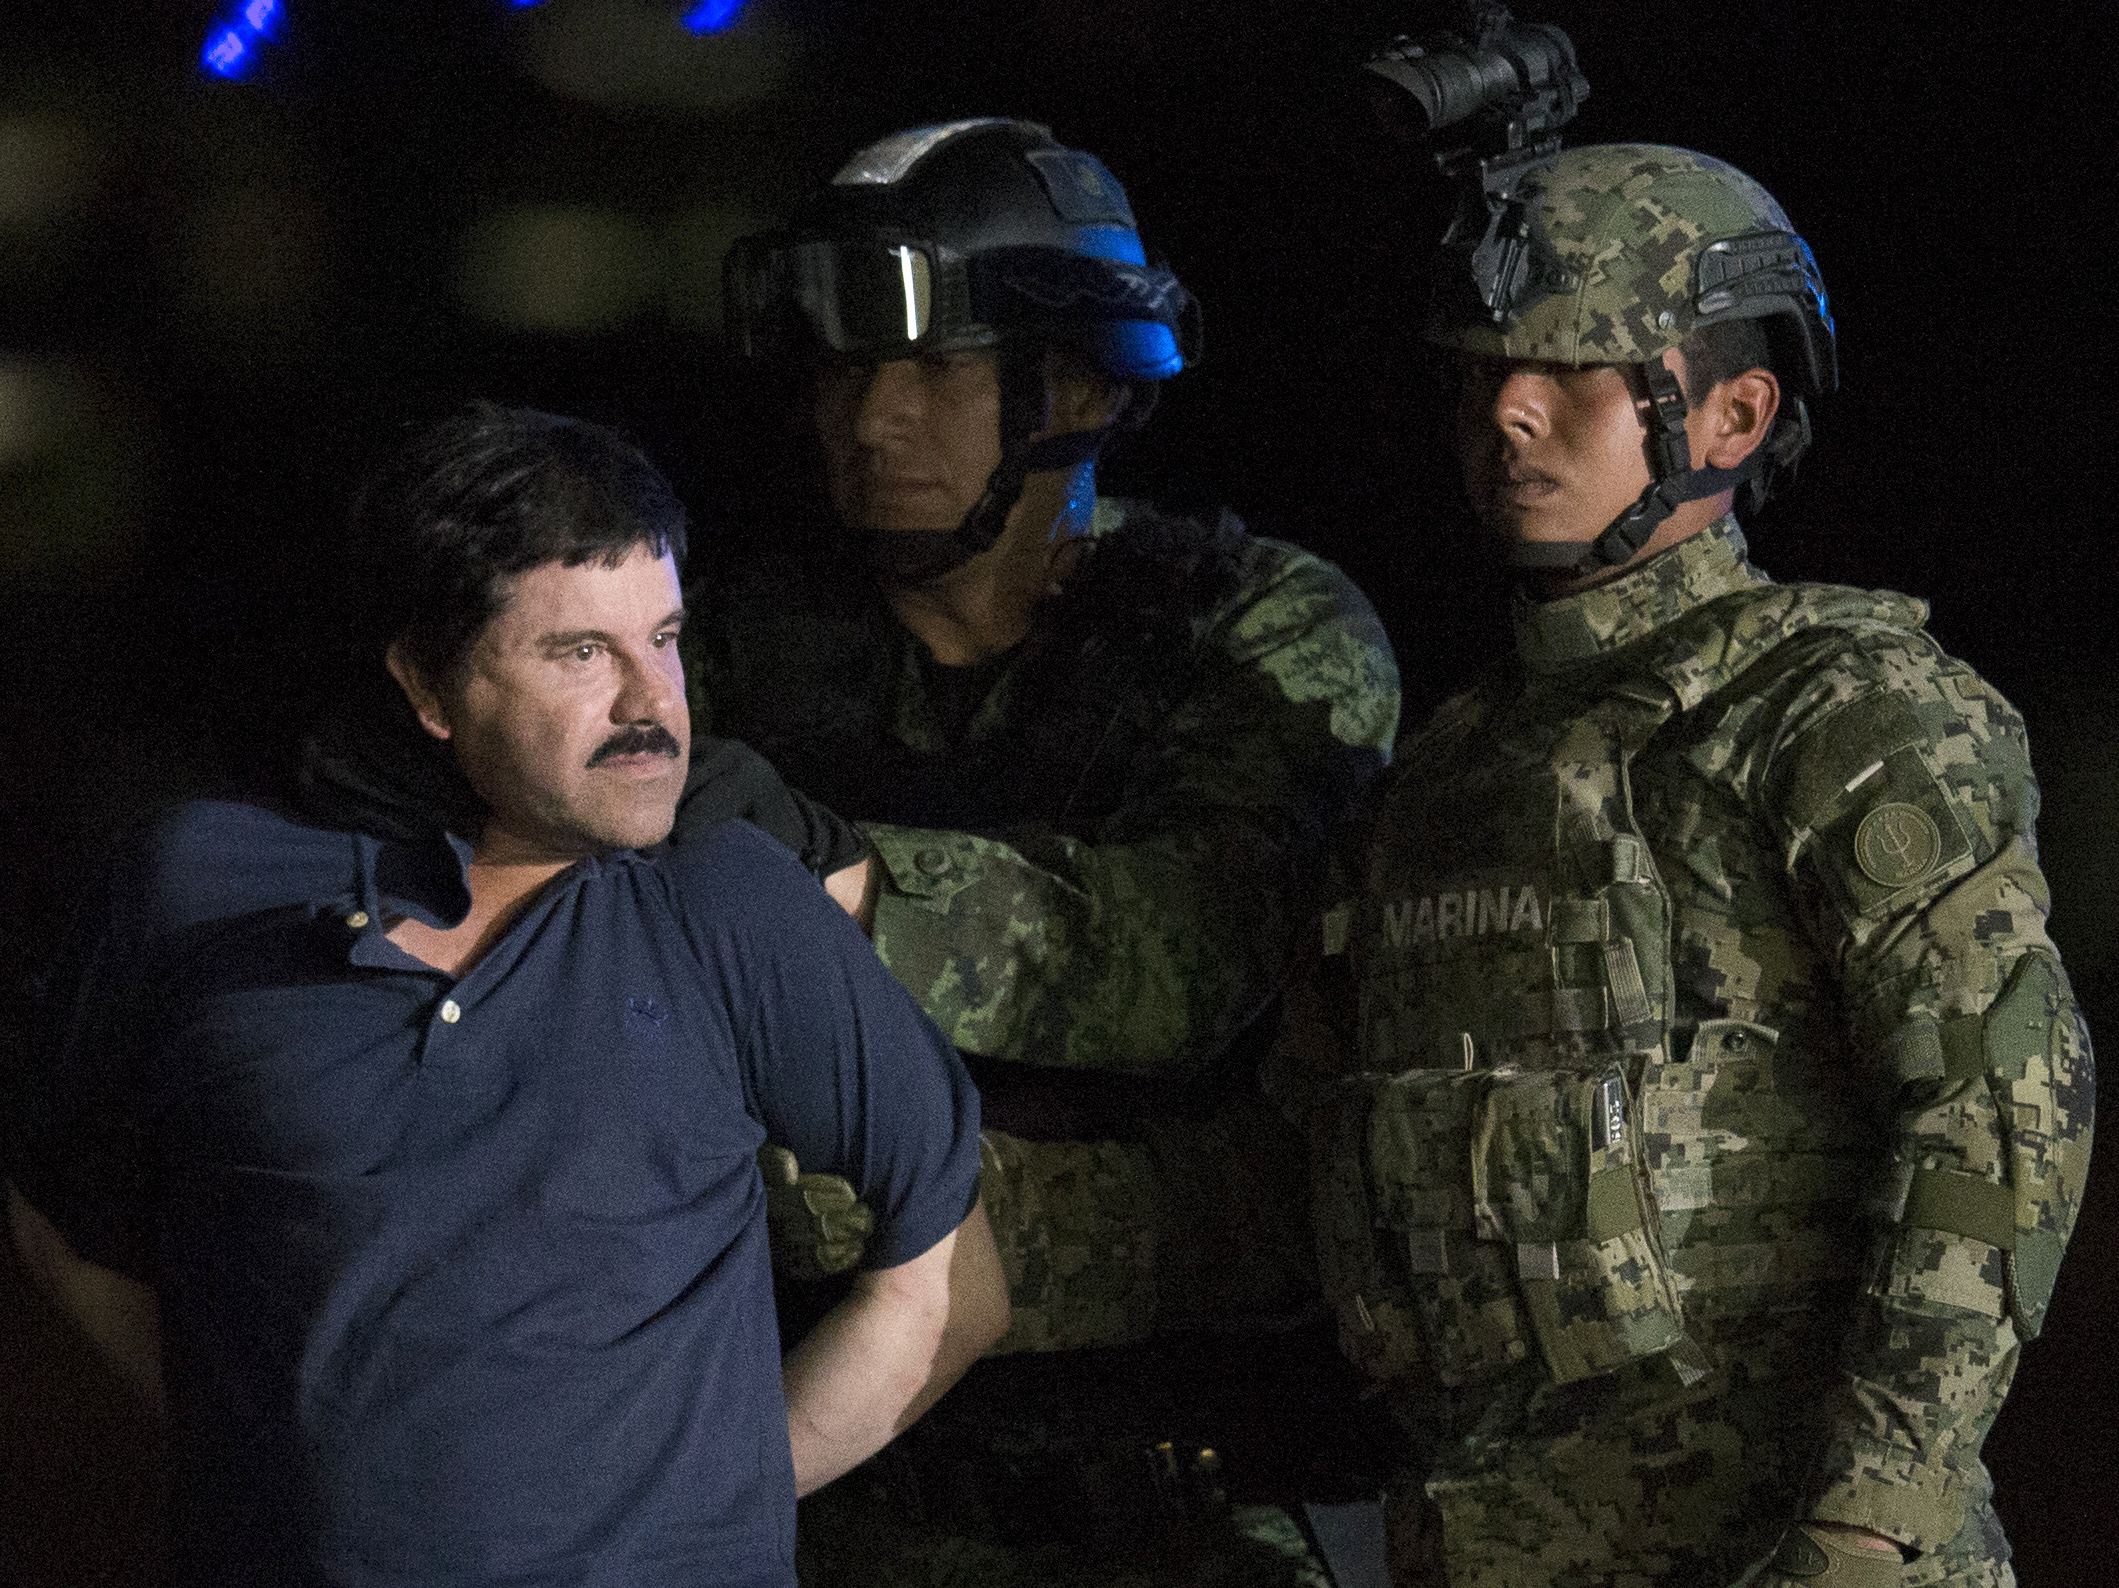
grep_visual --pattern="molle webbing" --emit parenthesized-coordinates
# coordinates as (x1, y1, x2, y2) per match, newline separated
(1902, 1169, 2016, 1251)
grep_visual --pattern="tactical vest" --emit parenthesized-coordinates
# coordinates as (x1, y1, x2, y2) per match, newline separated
(701, 503, 1252, 842)
(1316, 581, 1917, 1395)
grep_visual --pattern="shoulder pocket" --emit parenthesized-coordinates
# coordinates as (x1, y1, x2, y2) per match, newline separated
(1778, 693, 1977, 918)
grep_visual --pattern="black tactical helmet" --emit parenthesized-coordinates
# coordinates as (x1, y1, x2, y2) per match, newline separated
(726, 118, 1197, 383)
(724, 119, 1197, 581)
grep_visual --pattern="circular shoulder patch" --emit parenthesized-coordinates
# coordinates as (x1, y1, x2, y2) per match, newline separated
(1854, 802, 1943, 889)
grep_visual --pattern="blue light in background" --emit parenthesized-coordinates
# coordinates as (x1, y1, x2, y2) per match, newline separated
(201, 27, 254, 79)
(679, 0, 749, 34)
(199, 0, 283, 80)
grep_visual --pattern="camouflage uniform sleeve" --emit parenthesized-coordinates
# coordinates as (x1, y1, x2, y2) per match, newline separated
(1760, 630, 2093, 1556)
(866, 538, 1400, 1074)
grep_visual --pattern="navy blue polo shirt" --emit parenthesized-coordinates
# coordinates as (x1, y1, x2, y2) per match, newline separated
(11, 802, 981, 1588)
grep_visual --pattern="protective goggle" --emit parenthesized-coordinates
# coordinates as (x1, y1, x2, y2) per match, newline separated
(725, 234, 982, 362)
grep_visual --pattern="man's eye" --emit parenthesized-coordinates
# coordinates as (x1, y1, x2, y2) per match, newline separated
(572, 644, 602, 662)
(652, 631, 679, 649)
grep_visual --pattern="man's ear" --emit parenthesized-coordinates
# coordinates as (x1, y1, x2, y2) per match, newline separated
(1698, 366, 1782, 471)
(385, 643, 453, 742)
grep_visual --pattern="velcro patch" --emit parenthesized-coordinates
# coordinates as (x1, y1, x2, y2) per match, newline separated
(1779, 692, 1977, 916)
(1823, 745, 1975, 914)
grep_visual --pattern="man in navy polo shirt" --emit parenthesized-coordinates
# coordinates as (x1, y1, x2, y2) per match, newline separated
(5, 404, 1008, 1587)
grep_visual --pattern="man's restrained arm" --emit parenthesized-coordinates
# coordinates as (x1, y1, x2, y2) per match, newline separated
(6, 1183, 165, 1412)
(781, 1194, 1008, 1495)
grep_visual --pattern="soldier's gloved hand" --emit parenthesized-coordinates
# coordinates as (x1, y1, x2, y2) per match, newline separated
(757, 1144, 874, 1282)
(672, 736, 873, 881)
(1750, 1522, 1907, 1586)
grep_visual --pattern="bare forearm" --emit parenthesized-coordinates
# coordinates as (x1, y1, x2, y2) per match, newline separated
(781, 1201, 1008, 1495)
(6, 1184, 166, 1412)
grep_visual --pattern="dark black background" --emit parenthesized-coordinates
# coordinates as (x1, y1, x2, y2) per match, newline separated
(2, 2, 2111, 1582)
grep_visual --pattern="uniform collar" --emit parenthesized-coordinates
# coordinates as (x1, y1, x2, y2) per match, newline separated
(1513, 515, 1768, 674)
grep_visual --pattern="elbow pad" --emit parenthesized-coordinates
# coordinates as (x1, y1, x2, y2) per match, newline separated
(1883, 953, 2094, 1338)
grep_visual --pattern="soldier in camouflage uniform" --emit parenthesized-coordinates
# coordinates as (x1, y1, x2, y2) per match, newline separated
(1291, 145, 2093, 1586)
(694, 120, 1401, 1584)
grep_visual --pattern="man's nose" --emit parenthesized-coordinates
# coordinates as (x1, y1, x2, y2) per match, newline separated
(852, 359, 926, 449)
(1489, 369, 1552, 439)
(613, 647, 682, 724)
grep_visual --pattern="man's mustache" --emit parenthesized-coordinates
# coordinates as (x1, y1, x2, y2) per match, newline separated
(586, 723, 683, 768)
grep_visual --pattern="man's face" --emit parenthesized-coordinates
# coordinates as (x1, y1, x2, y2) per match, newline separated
(1453, 354, 1661, 552)
(813, 349, 1004, 533)
(419, 545, 690, 859)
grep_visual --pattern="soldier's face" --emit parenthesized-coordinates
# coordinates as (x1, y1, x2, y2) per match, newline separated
(814, 350, 1005, 533)
(1453, 354, 1669, 550)
(395, 546, 691, 860)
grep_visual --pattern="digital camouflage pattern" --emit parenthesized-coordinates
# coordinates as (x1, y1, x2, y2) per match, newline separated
(1294, 519, 2090, 1586)
(851, 499, 1401, 1078)
(976, 1130, 1158, 1353)
(1426, 144, 1813, 371)
(687, 497, 1399, 1585)
(688, 497, 1398, 1330)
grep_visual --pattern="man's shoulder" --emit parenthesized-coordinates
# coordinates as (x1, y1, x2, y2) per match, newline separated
(1100, 496, 1370, 615)
(1672, 582, 2035, 862)
(116, 799, 354, 935)
(1644, 574, 1926, 708)
(1100, 500, 1398, 735)
(644, 817, 836, 945)
(1698, 579, 2015, 742)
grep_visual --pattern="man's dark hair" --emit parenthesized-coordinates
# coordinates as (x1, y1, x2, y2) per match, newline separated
(1676, 315, 1773, 403)
(1677, 314, 1811, 497)
(350, 402, 688, 685)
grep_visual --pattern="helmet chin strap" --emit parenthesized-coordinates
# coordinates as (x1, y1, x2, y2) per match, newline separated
(1509, 356, 1761, 575)
(851, 426, 1113, 586)
(853, 341, 1117, 587)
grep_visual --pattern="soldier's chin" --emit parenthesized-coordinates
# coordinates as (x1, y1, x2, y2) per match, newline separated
(1487, 506, 1593, 551)
(1471, 501, 1533, 545)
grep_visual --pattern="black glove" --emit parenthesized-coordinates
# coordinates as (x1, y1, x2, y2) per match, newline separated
(670, 735, 871, 879)
(294, 679, 487, 843)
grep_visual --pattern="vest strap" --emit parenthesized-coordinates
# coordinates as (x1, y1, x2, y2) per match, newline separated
(1902, 1167, 2016, 1250)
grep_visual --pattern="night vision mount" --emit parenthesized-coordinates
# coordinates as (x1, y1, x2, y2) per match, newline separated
(1365, 3, 1588, 324)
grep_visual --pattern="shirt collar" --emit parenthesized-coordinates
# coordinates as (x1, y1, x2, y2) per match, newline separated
(1512, 515, 1769, 673)
(358, 829, 477, 931)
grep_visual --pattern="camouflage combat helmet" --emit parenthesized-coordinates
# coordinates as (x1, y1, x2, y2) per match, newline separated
(725, 119, 1197, 581)
(1427, 143, 1835, 571)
